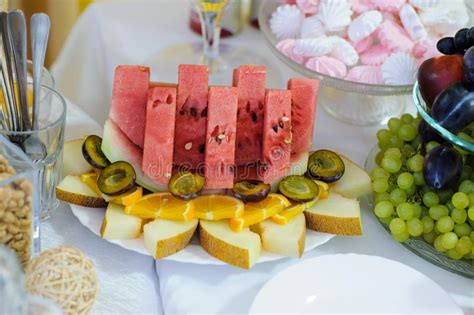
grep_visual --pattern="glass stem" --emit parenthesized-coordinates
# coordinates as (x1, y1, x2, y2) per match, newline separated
(197, 10, 222, 65)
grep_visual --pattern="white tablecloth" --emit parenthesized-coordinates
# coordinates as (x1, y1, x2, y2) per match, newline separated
(49, 1, 474, 314)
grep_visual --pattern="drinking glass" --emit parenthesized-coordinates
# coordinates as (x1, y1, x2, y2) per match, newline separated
(0, 84, 66, 220)
(146, 0, 282, 86)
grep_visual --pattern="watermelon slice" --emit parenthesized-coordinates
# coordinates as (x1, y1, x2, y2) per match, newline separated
(142, 86, 177, 185)
(260, 89, 292, 184)
(288, 78, 320, 155)
(204, 86, 239, 189)
(233, 65, 266, 165)
(109, 65, 150, 148)
(102, 119, 167, 192)
(174, 64, 209, 169)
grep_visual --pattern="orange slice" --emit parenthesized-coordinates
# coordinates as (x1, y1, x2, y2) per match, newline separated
(229, 193, 291, 232)
(271, 198, 319, 225)
(314, 180, 329, 200)
(107, 186, 143, 206)
(124, 192, 194, 221)
(193, 195, 244, 220)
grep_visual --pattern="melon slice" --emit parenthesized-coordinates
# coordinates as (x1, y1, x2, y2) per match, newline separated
(62, 138, 92, 178)
(288, 78, 320, 156)
(56, 175, 107, 208)
(102, 119, 167, 192)
(142, 86, 177, 185)
(109, 65, 150, 148)
(199, 220, 261, 269)
(174, 64, 209, 169)
(330, 155, 372, 199)
(143, 218, 198, 259)
(100, 203, 143, 240)
(251, 213, 306, 257)
(261, 89, 292, 183)
(233, 65, 266, 165)
(204, 86, 238, 189)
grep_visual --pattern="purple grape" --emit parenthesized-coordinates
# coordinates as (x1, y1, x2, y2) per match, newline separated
(454, 28, 470, 52)
(436, 37, 457, 55)
(468, 27, 474, 46)
(423, 145, 462, 191)
(465, 46, 474, 83)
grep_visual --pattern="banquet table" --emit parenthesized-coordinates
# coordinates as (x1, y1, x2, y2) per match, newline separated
(42, 0, 474, 314)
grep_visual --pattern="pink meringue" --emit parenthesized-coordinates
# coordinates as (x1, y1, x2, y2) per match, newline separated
(276, 39, 307, 64)
(305, 56, 347, 78)
(412, 37, 441, 61)
(360, 45, 391, 66)
(296, 0, 320, 14)
(347, 10, 382, 42)
(345, 65, 383, 84)
(369, 0, 407, 13)
(351, 34, 375, 54)
(351, 0, 377, 14)
(377, 20, 414, 53)
(399, 4, 427, 41)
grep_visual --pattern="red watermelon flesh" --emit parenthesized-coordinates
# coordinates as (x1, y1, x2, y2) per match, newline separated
(261, 89, 292, 183)
(109, 65, 150, 148)
(142, 86, 177, 185)
(233, 65, 266, 165)
(204, 86, 238, 189)
(288, 78, 320, 155)
(174, 64, 209, 169)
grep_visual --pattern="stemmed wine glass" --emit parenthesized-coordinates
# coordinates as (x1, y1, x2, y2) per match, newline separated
(146, 0, 281, 86)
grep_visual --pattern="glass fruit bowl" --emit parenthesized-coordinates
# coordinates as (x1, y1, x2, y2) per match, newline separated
(413, 80, 474, 154)
(365, 146, 474, 279)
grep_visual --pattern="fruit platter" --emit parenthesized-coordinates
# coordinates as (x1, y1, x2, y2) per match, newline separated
(56, 64, 372, 269)
(366, 27, 474, 278)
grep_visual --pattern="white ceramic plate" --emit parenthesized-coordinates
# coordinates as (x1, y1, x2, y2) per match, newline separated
(250, 254, 463, 314)
(70, 204, 335, 265)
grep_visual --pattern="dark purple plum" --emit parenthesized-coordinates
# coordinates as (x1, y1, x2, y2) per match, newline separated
(431, 81, 474, 134)
(82, 135, 110, 169)
(464, 46, 474, 83)
(468, 27, 474, 46)
(232, 180, 270, 203)
(418, 119, 443, 143)
(423, 146, 462, 191)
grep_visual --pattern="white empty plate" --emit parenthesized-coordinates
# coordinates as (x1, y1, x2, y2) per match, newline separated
(250, 254, 462, 314)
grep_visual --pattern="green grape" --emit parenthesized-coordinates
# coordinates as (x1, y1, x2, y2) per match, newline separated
(384, 147, 402, 159)
(460, 166, 473, 182)
(452, 192, 469, 209)
(375, 150, 384, 165)
(407, 154, 424, 172)
(446, 200, 455, 211)
(434, 236, 447, 253)
(411, 136, 422, 151)
(401, 113, 414, 124)
(468, 192, 474, 206)
(377, 129, 392, 147)
(471, 231, 474, 242)
(398, 124, 417, 142)
(374, 192, 390, 204)
(437, 216, 455, 233)
(387, 117, 402, 133)
(434, 224, 441, 235)
(468, 207, 474, 221)
(407, 218, 423, 236)
(413, 172, 425, 186)
(454, 223, 472, 237)
(438, 189, 453, 204)
(404, 185, 416, 197)
(381, 157, 402, 173)
(392, 230, 410, 242)
(401, 144, 415, 158)
(455, 236, 473, 255)
(374, 201, 394, 218)
(423, 231, 437, 244)
(397, 203, 414, 220)
(397, 172, 414, 190)
(421, 185, 433, 194)
(390, 188, 407, 206)
(429, 205, 449, 220)
(389, 135, 404, 149)
(413, 203, 422, 218)
(447, 248, 464, 260)
(421, 216, 434, 233)
(459, 180, 474, 194)
(441, 232, 458, 249)
(389, 218, 406, 234)
(451, 208, 467, 224)
(371, 167, 390, 180)
(423, 192, 439, 207)
(379, 216, 393, 225)
(372, 178, 389, 193)
(426, 141, 440, 152)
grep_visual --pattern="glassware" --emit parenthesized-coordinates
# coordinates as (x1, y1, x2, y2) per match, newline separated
(0, 84, 66, 221)
(0, 135, 39, 266)
(0, 245, 29, 315)
(413, 81, 474, 153)
(146, 0, 282, 87)
(365, 147, 474, 279)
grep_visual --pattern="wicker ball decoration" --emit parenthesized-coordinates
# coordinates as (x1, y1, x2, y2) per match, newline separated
(25, 246, 98, 315)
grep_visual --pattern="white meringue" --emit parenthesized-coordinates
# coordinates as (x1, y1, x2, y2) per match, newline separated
(270, 4, 304, 40)
(317, 0, 352, 33)
(419, 0, 469, 36)
(329, 37, 359, 66)
(409, 0, 440, 9)
(293, 37, 334, 57)
(381, 52, 418, 85)
(399, 4, 427, 41)
(276, 39, 307, 64)
(300, 16, 326, 38)
(347, 10, 383, 42)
